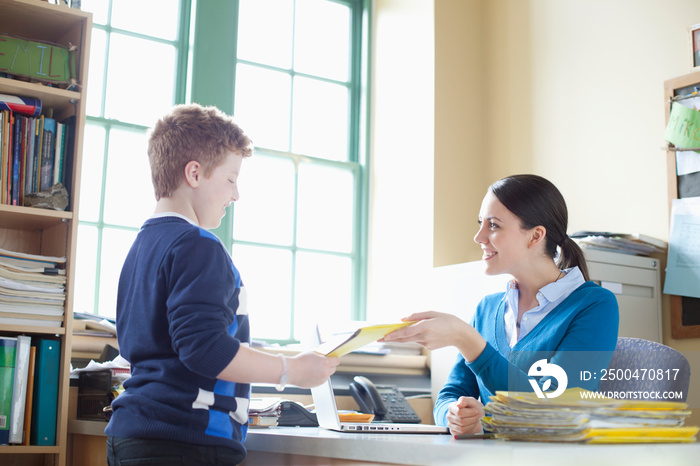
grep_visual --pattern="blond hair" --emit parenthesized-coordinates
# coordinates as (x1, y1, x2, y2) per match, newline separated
(147, 103, 253, 200)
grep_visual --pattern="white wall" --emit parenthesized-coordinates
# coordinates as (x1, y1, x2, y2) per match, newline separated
(366, 0, 435, 321)
(433, 0, 700, 266)
(524, 0, 699, 240)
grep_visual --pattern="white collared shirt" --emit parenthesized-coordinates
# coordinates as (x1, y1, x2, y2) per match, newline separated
(503, 266, 585, 347)
(151, 211, 198, 226)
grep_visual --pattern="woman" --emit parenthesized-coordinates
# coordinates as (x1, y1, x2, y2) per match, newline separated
(383, 174, 619, 435)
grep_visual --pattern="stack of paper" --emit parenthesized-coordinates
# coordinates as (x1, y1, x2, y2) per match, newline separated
(572, 232, 667, 257)
(482, 388, 698, 443)
(0, 247, 66, 327)
(249, 397, 282, 427)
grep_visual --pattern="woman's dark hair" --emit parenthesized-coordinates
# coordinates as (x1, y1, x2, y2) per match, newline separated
(489, 174, 589, 281)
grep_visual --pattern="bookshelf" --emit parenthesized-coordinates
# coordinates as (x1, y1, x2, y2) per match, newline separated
(663, 70, 700, 339)
(0, 0, 91, 465)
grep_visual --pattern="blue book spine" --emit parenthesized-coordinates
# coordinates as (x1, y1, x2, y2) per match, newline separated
(11, 114, 21, 205)
(0, 336, 18, 445)
(39, 118, 56, 192)
(30, 338, 60, 446)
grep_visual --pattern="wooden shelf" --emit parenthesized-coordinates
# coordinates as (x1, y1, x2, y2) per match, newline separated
(0, 324, 66, 336)
(0, 1, 92, 464)
(0, 445, 61, 454)
(0, 204, 73, 230)
(0, 77, 81, 110)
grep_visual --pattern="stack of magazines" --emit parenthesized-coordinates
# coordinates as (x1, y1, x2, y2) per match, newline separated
(571, 231, 667, 257)
(0, 247, 66, 327)
(482, 388, 698, 443)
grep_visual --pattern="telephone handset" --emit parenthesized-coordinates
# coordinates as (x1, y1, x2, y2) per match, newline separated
(348, 375, 422, 423)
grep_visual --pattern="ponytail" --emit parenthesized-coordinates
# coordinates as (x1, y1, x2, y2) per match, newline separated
(558, 237, 590, 281)
(490, 174, 591, 281)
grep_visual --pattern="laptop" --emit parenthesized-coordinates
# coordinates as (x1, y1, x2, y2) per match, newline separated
(308, 325, 449, 434)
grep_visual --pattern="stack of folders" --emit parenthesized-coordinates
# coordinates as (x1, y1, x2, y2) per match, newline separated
(0, 335, 61, 445)
(481, 388, 698, 443)
(0, 247, 66, 328)
(249, 398, 283, 427)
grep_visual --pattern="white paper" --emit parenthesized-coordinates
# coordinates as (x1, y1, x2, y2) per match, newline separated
(663, 197, 700, 298)
(672, 96, 700, 176)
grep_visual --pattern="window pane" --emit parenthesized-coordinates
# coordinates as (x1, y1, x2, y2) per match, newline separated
(297, 163, 354, 253)
(74, 225, 98, 314)
(234, 64, 291, 151)
(233, 154, 295, 245)
(80, 0, 109, 25)
(105, 33, 177, 127)
(98, 228, 138, 319)
(233, 244, 292, 340)
(237, 0, 294, 69)
(111, 0, 180, 41)
(292, 76, 348, 161)
(103, 128, 155, 227)
(78, 123, 106, 222)
(294, 0, 350, 82)
(86, 29, 106, 117)
(294, 251, 351, 338)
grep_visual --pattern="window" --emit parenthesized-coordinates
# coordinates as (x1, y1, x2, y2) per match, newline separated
(76, 0, 368, 344)
(75, 0, 190, 320)
(228, 0, 368, 342)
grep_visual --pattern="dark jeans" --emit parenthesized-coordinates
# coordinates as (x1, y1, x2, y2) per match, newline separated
(107, 436, 245, 466)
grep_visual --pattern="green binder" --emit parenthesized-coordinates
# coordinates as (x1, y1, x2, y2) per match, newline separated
(30, 338, 60, 446)
(0, 336, 17, 445)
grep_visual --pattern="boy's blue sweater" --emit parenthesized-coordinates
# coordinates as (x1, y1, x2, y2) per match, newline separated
(434, 281, 619, 425)
(105, 216, 250, 456)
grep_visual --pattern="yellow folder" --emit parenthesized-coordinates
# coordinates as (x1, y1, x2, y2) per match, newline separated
(315, 322, 415, 358)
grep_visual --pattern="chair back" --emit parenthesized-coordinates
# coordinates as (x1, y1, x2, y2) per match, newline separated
(598, 337, 690, 402)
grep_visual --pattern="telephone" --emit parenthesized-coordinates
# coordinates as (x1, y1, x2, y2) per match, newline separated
(348, 376, 422, 423)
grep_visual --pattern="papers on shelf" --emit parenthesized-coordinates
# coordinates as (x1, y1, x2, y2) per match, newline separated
(481, 388, 698, 443)
(664, 197, 700, 299)
(572, 232, 666, 256)
(315, 321, 416, 358)
(0, 248, 66, 327)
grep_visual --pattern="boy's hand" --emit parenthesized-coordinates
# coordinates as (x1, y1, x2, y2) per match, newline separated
(288, 351, 340, 388)
(446, 396, 484, 436)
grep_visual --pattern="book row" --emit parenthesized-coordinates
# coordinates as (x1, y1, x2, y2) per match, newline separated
(0, 335, 61, 446)
(0, 101, 75, 208)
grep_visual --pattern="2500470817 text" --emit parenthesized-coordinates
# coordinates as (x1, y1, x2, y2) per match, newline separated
(579, 368, 680, 381)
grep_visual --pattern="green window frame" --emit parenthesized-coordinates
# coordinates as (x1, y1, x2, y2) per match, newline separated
(77, 0, 369, 345)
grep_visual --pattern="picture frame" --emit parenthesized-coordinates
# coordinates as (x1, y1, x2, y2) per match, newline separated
(690, 23, 700, 71)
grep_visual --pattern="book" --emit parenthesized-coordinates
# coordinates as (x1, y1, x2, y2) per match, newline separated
(10, 112, 19, 205)
(0, 246, 66, 272)
(39, 117, 55, 191)
(0, 336, 17, 445)
(0, 110, 6, 204)
(61, 115, 75, 206)
(0, 313, 63, 328)
(31, 115, 42, 194)
(53, 122, 65, 186)
(315, 322, 416, 358)
(21, 346, 36, 445)
(30, 338, 60, 446)
(9, 335, 30, 443)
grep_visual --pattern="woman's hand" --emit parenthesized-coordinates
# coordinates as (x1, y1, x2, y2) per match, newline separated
(446, 396, 484, 436)
(381, 311, 486, 361)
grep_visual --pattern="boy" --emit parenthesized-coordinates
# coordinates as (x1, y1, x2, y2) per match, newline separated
(105, 104, 339, 465)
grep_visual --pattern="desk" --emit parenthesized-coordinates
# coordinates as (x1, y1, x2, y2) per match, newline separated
(243, 427, 700, 466)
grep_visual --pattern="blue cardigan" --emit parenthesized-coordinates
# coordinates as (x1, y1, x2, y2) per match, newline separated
(433, 281, 619, 425)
